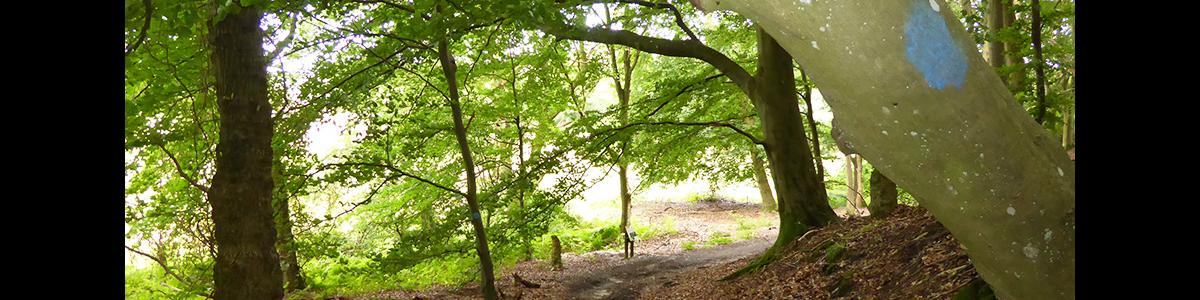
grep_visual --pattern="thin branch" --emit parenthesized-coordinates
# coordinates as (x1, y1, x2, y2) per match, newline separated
(328, 162, 466, 197)
(328, 174, 400, 220)
(645, 73, 723, 117)
(266, 13, 300, 62)
(539, 23, 752, 94)
(125, 0, 153, 58)
(156, 143, 210, 193)
(615, 0, 699, 41)
(595, 119, 763, 145)
(123, 244, 208, 298)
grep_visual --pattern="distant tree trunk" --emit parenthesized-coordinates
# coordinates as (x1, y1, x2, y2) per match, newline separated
(271, 157, 306, 293)
(273, 183, 307, 291)
(438, 36, 498, 300)
(750, 151, 777, 211)
(540, 18, 837, 277)
(511, 58, 533, 262)
(844, 154, 865, 216)
(984, 0, 1006, 68)
(1002, 0, 1025, 91)
(800, 71, 825, 180)
(868, 170, 899, 217)
(550, 236, 563, 270)
(693, 0, 1075, 298)
(207, 4, 284, 299)
(1065, 109, 1075, 148)
(1030, 0, 1047, 124)
(751, 27, 837, 253)
(610, 48, 638, 259)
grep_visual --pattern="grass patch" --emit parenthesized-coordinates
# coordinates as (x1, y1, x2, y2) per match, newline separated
(706, 232, 734, 246)
(682, 240, 698, 251)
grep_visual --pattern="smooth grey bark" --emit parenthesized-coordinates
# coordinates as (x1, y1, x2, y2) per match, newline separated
(692, 0, 1075, 299)
(984, 0, 1006, 68)
(844, 154, 865, 216)
(750, 151, 777, 211)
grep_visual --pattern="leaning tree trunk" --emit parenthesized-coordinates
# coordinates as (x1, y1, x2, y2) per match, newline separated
(750, 151, 777, 211)
(751, 26, 837, 253)
(207, 4, 284, 299)
(868, 169, 899, 217)
(692, 0, 1075, 299)
(438, 37, 498, 300)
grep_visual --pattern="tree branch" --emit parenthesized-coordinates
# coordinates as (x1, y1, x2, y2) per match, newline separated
(538, 23, 753, 94)
(645, 72, 724, 117)
(123, 244, 208, 298)
(594, 119, 763, 145)
(266, 13, 299, 63)
(613, 0, 699, 41)
(125, 0, 153, 58)
(328, 162, 466, 197)
(155, 143, 210, 193)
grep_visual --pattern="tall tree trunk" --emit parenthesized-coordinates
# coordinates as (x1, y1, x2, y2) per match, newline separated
(750, 151, 777, 211)
(800, 71, 825, 180)
(438, 36, 498, 300)
(844, 154, 865, 216)
(694, 0, 1075, 298)
(273, 198, 305, 293)
(1065, 109, 1075, 148)
(207, 4, 284, 299)
(511, 57, 533, 262)
(540, 16, 836, 278)
(868, 169, 899, 217)
(609, 47, 638, 259)
(272, 162, 306, 293)
(1003, 0, 1026, 91)
(752, 26, 837, 254)
(1031, 0, 1047, 124)
(984, 0, 1006, 68)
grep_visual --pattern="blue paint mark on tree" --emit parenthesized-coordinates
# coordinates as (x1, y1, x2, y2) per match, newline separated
(904, 0, 967, 90)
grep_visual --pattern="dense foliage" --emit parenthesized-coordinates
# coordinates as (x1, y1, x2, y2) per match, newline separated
(124, 0, 1073, 298)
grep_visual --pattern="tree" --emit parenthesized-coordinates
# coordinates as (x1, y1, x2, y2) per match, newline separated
(538, 4, 838, 271)
(690, 0, 1075, 298)
(437, 25, 499, 300)
(749, 151, 776, 211)
(868, 170, 899, 217)
(206, 3, 284, 299)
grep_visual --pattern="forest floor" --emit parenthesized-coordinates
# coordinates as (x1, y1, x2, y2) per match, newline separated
(339, 203, 982, 300)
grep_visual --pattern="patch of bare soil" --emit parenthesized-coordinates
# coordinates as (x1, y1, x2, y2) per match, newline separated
(344, 200, 776, 300)
(639, 206, 980, 299)
(630, 200, 778, 256)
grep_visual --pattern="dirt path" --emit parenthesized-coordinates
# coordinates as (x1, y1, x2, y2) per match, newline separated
(560, 237, 773, 300)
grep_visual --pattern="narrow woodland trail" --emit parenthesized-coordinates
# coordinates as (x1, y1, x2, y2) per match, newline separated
(560, 237, 773, 300)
